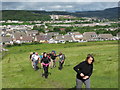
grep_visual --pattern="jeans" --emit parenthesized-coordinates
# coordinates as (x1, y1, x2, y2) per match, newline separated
(53, 60, 56, 67)
(33, 60, 38, 70)
(76, 78, 90, 90)
(59, 61, 64, 70)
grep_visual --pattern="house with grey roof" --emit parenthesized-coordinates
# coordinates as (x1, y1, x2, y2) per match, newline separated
(2, 36, 13, 45)
(46, 32, 59, 36)
(54, 35, 74, 43)
(64, 35, 74, 42)
(12, 32, 33, 43)
(13, 35, 33, 44)
(83, 32, 98, 41)
(98, 34, 114, 40)
(72, 32, 84, 42)
(34, 35, 51, 43)
(26, 30, 39, 36)
(54, 35, 66, 43)
(45, 32, 59, 39)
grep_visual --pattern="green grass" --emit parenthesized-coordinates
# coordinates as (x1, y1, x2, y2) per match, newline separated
(2, 41, 118, 88)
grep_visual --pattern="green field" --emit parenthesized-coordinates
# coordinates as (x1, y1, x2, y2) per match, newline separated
(2, 41, 118, 88)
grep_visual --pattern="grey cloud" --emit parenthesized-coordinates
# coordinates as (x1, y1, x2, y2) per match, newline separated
(2, 2, 118, 11)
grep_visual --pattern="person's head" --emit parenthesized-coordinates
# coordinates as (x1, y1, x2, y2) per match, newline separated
(51, 51, 54, 54)
(36, 52, 38, 55)
(85, 54, 94, 64)
(43, 52, 47, 57)
(33, 52, 35, 54)
(59, 52, 62, 55)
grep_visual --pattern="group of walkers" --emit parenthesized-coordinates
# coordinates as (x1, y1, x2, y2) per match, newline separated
(29, 51, 94, 89)
(29, 50, 65, 79)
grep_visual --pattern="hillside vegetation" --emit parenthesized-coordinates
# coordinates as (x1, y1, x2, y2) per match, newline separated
(1, 10, 51, 21)
(1, 7, 119, 21)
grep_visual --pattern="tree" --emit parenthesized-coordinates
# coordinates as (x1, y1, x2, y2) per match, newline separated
(53, 27, 60, 32)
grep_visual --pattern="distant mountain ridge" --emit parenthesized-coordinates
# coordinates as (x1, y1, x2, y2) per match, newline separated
(1, 7, 119, 21)
(74, 7, 119, 20)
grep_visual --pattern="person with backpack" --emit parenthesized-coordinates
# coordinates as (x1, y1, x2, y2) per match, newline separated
(39, 53, 43, 69)
(50, 51, 57, 68)
(41, 52, 51, 79)
(32, 52, 40, 71)
(30, 52, 35, 69)
(58, 52, 65, 70)
(73, 54, 94, 90)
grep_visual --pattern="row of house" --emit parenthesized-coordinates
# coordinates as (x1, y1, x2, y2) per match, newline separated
(1, 31, 118, 45)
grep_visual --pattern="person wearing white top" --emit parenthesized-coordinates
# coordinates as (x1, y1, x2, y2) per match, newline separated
(32, 52, 40, 71)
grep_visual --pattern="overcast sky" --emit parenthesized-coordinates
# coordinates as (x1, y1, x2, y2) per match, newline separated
(1, 1, 119, 11)
(2, 0, 120, 2)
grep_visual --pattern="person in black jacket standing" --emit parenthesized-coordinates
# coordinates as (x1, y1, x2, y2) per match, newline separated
(73, 54, 94, 90)
(50, 51, 57, 68)
(41, 52, 51, 79)
(58, 52, 65, 70)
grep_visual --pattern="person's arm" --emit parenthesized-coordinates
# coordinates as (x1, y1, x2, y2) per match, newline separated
(56, 55, 59, 57)
(38, 57, 40, 63)
(48, 57, 51, 62)
(73, 62, 84, 76)
(41, 58, 43, 63)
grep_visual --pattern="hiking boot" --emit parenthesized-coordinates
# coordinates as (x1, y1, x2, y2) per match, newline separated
(45, 75, 48, 79)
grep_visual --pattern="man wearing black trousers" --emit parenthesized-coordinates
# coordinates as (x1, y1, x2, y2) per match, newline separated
(58, 52, 65, 70)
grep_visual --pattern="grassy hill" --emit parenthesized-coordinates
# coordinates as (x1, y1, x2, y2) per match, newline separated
(2, 41, 118, 88)
(1, 10, 51, 21)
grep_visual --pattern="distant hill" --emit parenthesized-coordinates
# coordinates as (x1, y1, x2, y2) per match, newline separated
(1, 10, 51, 21)
(1, 7, 119, 21)
(31, 7, 119, 20)
(74, 7, 119, 20)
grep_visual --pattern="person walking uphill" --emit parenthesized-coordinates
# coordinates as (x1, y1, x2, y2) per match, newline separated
(73, 54, 94, 90)
(29, 52, 35, 68)
(58, 52, 65, 70)
(32, 52, 40, 71)
(41, 52, 51, 79)
(50, 51, 57, 68)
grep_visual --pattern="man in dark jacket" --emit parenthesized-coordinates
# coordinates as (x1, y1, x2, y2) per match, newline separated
(58, 52, 65, 70)
(50, 51, 57, 68)
(73, 54, 94, 90)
